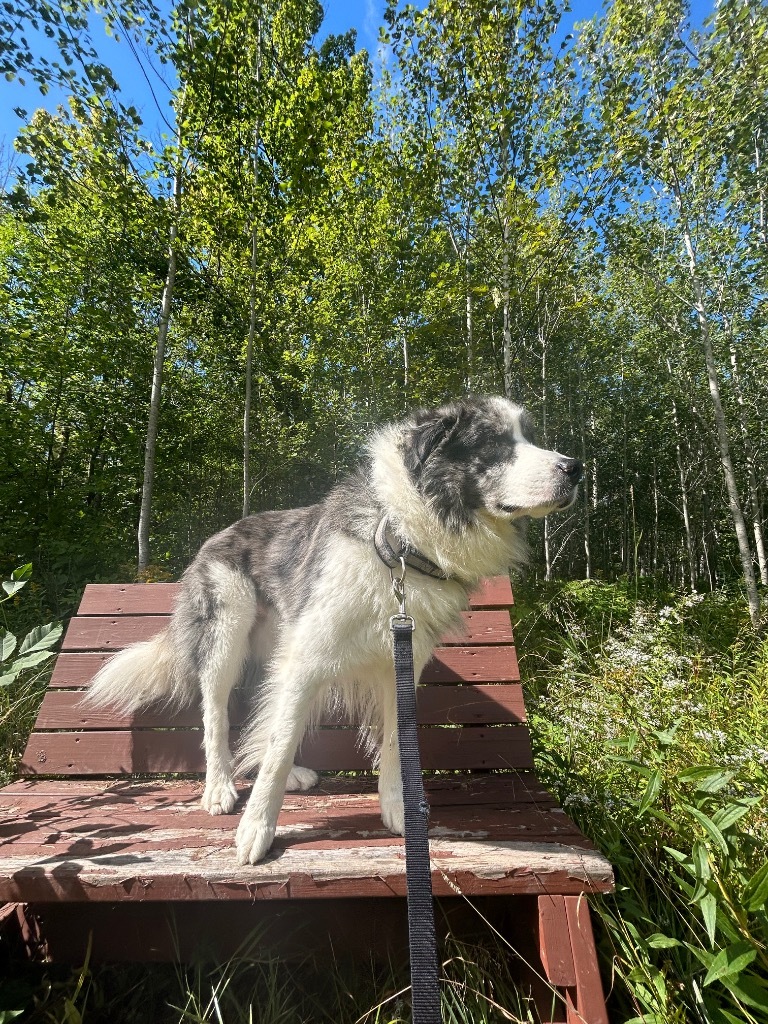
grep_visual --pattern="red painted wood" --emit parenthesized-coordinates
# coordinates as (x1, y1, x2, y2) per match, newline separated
(421, 645, 519, 682)
(48, 645, 519, 689)
(443, 611, 513, 645)
(61, 610, 513, 652)
(77, 578, 514, 616)
(61, 616, 170, 651)
(538, 895, 577, 987)
(469, 576, 514, 608)
(50, 653, 112, 686)
(0, 772, 556, 805)
(78, 583, 181, 615)
(0, 576, 616, 945)
(33, 683, 526, 730)
(0, 806, 587, 847)
(0, 774, 614, 904)
(21, 725, 534, 776)
(565, 896, 609, 1024)
(0, 864, 612, 904)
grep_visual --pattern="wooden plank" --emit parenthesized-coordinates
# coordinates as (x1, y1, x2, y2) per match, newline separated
(49, 646, 519, 689)
(0, 772, 557, 806)
(78, 583, 180, 615)
(470, 576, 514, 608)
(61, 610, 513, 652)
(564, 896, 609, 1024)
(538, 895, 577, 987)
(61, 616, 170, 651)
(50, 653, 112, 686)
(32, 684, 526, 730)
(0, 840, 614, 902)
(0, 778, 614, 903)
(20, 725, 534, 776)
(77, 578, 514, 616)
(443, 611, 512, 645)
(421, 645, 519, 683)
(0, 806, 589, 847)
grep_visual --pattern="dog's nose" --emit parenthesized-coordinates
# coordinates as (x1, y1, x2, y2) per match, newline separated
(558, 458, 583, 483)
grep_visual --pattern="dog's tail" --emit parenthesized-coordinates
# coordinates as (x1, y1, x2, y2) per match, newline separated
(84, 630, 196, 712)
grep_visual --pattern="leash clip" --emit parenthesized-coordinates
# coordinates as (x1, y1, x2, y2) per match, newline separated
(389, 557, 415, 631)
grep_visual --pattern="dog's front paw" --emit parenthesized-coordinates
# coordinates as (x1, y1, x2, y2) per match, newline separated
(235, 815, 276, 864)
(201, 777, 239, 815)
(285, 764, 319, 792)
(379, 792, 405, 836)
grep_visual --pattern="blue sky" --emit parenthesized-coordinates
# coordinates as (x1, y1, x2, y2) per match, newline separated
(0, 0, 714, 167)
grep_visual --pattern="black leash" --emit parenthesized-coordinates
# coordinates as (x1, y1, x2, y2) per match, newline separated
(390, 563, 442, 1024)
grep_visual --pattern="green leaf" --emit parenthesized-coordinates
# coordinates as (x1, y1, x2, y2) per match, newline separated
(699, 892, 717, 948)
(703, 942, 757, 987)
(711, 799, 761, 832)
(638, 768, 663, 815)
(5, 650, 54, 675)
(692, 840, 711, 883)
(683, 803, 729, 858)
(742, 861, 768, 912)
(677, 766, 735, 794)
(1, 632, 17, 663)
(651, 722, 680, 748)
(647, 933, 683, 949)
(719, 975, 768, 1012)
(18, 622, 62, 656)
(1, 581, 27, 598)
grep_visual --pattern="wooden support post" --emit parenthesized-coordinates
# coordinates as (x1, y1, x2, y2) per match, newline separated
(536, 895, 609, 1024)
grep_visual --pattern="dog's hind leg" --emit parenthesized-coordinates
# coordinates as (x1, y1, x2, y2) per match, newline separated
(242, 622, 319, 795)
(193, 565, 259, 816)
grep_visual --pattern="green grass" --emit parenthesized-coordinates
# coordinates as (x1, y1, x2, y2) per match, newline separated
(1, 933, 537, 1023)
(515, 578, 768, 1024)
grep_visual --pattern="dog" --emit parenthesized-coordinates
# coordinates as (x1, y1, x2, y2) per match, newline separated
(86, 395, 582, 864)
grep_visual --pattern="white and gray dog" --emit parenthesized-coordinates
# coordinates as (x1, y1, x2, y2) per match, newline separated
(87, 396, 582, 864)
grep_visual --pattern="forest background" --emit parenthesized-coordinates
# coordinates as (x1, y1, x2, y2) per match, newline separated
(2, 0, 767, 626)
(2, 2, 768, 1022)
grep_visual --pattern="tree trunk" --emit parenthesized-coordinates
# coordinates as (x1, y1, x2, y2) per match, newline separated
(729, 341, 768, 585)
(137, 168, 181, 576)
(243, 17, 262, 519)
(243, 221, 257, 518)
(676, 206, 760, 624)
(580, 407, 591, 580)
(465, 264, 473, 393)
(667, 374, 696, 591)
(502, 216, 513, 399)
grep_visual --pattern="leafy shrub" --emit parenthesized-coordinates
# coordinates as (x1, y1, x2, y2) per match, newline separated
(0, 564, 62, 784)
(518, 581, 768, 1024)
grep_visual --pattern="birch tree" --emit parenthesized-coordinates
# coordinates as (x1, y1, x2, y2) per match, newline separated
(581, 0, 764, 624)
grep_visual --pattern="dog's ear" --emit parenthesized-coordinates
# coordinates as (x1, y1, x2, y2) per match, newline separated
(414, 413, 460, 464)
(405, 410, 460, 478)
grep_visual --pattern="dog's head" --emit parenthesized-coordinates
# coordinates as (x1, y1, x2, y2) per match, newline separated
(402, 396, 583, 531)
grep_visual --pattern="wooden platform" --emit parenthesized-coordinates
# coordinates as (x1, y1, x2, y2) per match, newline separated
(0, 576, 613, 1023)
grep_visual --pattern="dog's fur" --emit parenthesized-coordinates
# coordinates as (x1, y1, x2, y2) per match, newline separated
(87, 396, 582, 864)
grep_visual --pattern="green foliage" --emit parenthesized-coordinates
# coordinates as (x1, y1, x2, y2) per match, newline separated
(3, 934, 534, 1023)
(522, 580, 768, 1023)
(0, 566, 61, 786)
(0, 565, 62, 687)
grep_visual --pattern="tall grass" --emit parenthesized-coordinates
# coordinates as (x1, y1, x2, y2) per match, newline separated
(1, 934, 535, 1023)
(515, 579, 768, 1024)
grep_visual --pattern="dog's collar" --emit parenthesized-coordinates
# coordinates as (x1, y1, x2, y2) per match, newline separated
(373, 516, 450, 580)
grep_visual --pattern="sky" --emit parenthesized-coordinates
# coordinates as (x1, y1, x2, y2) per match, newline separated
(0, 0, 714, 170)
